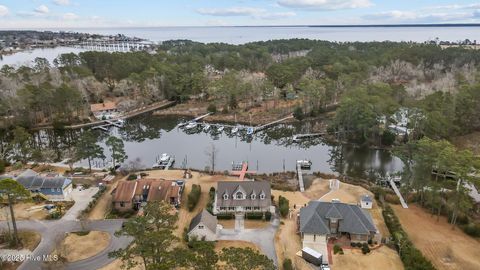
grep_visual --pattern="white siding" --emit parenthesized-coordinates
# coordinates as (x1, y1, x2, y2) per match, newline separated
(188, 222, 217, 241)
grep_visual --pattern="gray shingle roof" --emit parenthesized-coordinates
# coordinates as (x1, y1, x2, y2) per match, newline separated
(216, 181, 271, 208)
(300, 201, 377, 235)
(14, 170, 71, 190)
(189, 209, 217, 233)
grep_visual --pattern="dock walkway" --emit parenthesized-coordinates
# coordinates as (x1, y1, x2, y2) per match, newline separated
(297, 164, 305, 192)
(254, 115, 293, 133)
(389, 179, 408, 208)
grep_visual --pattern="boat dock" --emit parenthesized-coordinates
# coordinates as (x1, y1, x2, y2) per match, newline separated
(193, 112, 213, 122)
(389, 179, 408, 208)
(230, 162, 256, 180)
(163, 158, 174, 170)
(253, 115, 294, 133)
(297, 163, 305, 192)
(91, 119, 124, 131)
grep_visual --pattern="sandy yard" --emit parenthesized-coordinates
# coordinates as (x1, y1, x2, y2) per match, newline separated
(275, 217, 313, 270)
(393, 204, 480, 270)
(218, 219, 271, 229)
(88, 175, 124, 220)
(56, 231, 111, 262)
(18, 231, 41, 251)
(332, 246, 403, 270)
(0, 202, 49, 221)
(100, 258, 145, 270)
(303, 178, 330, 200)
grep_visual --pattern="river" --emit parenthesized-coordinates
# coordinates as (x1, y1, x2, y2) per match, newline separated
(2, 25, 480, 67)
(38, 114, 403, 178)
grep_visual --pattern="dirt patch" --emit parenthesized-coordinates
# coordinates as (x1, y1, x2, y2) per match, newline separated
(0, 203, 49, 221)
(56, 231, 110, 262)
(88, 175, 123, 220)
(331, 246, 403, 270)
(214, 240, 261, 253)
(303, 178, 330, 200)
(18, 231, 41, 251)
(218, 219, 271, 229)
(99, 258, 145, 270)
(393, 204, 480, 270)
(319, 180, 371, 204)
(275, 216, 312, 270)
(256, 172, 298, 191)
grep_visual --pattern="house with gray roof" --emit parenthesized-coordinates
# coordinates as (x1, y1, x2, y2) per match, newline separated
(299, 201, 378, 263)
(213, 181, 272, 214)
(360, 194, 373, 209)
(1, 169, 73, 201)
(188, 209, 218, 241)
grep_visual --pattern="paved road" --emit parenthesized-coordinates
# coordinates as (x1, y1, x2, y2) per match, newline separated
(62, 187, 99, 221)
(0, 187, 132, 270)
(218, 217, 280, 266)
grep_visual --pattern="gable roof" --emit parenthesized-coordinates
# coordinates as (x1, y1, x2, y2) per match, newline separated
(90, 102, 117, 113)
(113, 179, 180, 203)
(14, 170, 71, 190)
(113, 181, 138, 202)
(300, 201, 377, 235)
(361, 195, 373, 203)
(216, 181, 271, 208)
(189, 209, 218, 233)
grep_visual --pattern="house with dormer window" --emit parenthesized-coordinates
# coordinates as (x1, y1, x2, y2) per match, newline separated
(213, 181, 272, 214)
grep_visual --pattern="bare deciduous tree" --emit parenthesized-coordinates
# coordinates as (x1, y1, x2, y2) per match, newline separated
(205, 144, 219, 174)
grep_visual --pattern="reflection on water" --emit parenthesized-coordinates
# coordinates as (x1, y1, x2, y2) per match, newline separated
(35, 114, 403, 177)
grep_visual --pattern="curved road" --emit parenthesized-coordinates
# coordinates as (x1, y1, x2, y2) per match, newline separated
(0, 188, 132, 270)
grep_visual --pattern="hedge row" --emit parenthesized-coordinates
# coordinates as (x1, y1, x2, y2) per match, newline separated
(187, 184, 201, 211)
(206, 187, 215, 214)
(383, 204, 435, 270)
(279, 195, 289, 217)
(80, 185, 107, 218)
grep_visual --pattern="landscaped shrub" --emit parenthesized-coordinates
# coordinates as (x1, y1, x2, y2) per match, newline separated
(361, 243, 371, 254)
(187, 184, 201, 211)
(282, 258, 293, 270)
(216, 213, 234, 220)
(106, 209, 136, 219)
(293, 106, 304, 120)
(127, 174, 137, 181)
(461, 223, 480, 237)
(246, 212, 263, 220)
(333, 244, 343, 255)
(368, 239, 373, 245)
(278, 195, 290, 218)
(206, 187, 216, 214)
(265, 211, 272, 221)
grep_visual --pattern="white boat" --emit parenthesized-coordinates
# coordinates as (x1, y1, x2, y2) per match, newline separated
(297, 159, 312, 169)
(246, 127, 254, 135)
(152, 153, 175, 168)
(203, 124, 211, 132)
(185, 122, 198, 130)
(231, 126, 239, 134)
(217, 126, 224, 132)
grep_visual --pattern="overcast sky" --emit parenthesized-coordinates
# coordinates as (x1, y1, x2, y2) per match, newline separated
(1, 0, 480, 28)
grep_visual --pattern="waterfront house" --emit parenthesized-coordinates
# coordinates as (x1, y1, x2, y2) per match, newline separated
(90, 101, 118, 119)
(188, 209, 219, 241)
(299, 201, 378, 264)
(112, 179, 181, 211)
(1, 169, 73, 201)
(213, 181, 272, 215)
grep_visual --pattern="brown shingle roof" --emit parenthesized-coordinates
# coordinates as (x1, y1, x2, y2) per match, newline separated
(90, 102, 117, 113)
(113, 181, 137, 202)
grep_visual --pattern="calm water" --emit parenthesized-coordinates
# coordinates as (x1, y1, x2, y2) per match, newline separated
(40, 115, 403, 177)
(3, 26, 480, 66)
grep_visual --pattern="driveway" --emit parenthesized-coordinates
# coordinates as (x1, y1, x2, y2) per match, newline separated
(217, 217, 280, 266)
(62, 187, 99, 221)
(0, 187, 131, 270)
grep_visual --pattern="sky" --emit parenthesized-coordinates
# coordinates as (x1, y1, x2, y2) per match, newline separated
(1, 0, 480, 28)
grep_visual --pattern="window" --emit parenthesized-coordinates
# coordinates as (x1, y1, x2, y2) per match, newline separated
(254, 207, 260, 210)
(235, 192, 244, 200)
(51, 188, 55, 192)
(223, 194, 229, 200)
(220, 207, 226, 210)
(57, 188, 61, 192)
(260, 194, 265, 200)
(198, 225, 204, 229)
(245, 207, 252, 211)
(314, 234, 316, 241)
(120, 202, 125, 207)
(228, 207, 235, 211)
(251, 194, 256, 200)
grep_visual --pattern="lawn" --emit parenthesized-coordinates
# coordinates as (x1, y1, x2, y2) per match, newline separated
(54, 231, 111, 262)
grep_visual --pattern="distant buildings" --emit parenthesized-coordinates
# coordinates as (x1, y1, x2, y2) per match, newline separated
(213, 181, 273, 215)
(0, 169, 73, 201)
(112, 179, 182, 211)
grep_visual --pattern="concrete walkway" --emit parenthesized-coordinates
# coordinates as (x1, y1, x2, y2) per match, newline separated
(217, 217, 279, 266)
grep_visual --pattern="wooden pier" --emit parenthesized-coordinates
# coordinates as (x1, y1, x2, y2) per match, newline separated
(297, 163, 305, 192)
(253, 115, 294, 133)
(230, 162, 256, 180)
(389, 179, 408, 208)
(163, 158, 174, 171)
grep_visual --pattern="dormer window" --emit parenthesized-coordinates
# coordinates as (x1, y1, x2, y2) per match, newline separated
(235, 191, 244, 200)
(223, 194, 229, 200)
(260, 194, 265, 200)
(251, 194, 256, 200)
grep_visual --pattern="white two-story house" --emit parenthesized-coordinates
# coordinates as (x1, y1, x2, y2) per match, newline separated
(213, 181, 272, 214)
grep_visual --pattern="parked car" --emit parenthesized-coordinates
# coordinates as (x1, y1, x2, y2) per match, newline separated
(321, 264, 330, 270)
(44, 204, 56, 211)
